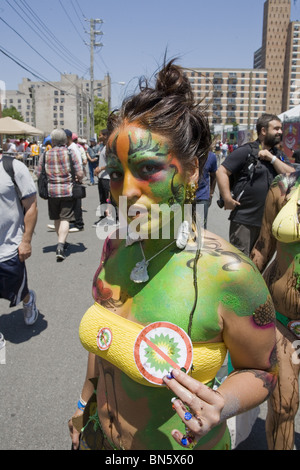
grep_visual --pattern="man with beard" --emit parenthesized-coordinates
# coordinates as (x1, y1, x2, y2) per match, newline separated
(216, 114, 294, 256)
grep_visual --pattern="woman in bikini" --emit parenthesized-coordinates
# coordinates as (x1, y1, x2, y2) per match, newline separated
(251, 170, 300, 450)
(68, 60, 277, 450)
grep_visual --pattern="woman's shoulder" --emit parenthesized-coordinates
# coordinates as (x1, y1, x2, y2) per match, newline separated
(199, 230, 263, 281)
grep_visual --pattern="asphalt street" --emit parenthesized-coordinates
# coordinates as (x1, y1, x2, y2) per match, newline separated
(0, 179, 299, 450)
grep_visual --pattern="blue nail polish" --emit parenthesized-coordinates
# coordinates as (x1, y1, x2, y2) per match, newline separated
(181, 437, 188, 446)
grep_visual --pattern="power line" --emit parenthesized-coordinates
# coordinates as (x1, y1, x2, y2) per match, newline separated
(58, 0, 87, 45)
(74, 0, 86, 19)
(71, 0, 87, 32)
(19, 0, 88, 71)
(0, 14, 90, 92)
(0, 16, 70, 79)
(4, 0, 88, 75)
(0, 44, 63, 91)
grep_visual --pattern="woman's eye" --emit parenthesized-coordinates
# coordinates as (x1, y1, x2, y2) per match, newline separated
(108, 169, 123, 180)
(139, 164, 163, 177)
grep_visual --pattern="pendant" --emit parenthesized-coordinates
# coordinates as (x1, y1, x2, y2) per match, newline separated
(130, 259, 149, 283)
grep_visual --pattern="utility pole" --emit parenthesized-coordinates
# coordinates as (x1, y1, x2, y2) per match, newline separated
(86, 18, 103, 139)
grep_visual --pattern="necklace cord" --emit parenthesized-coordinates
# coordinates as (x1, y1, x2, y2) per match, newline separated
(187, 247, 201, 338)
(187, 203, 201, 338)
(139, 240, 176, 263)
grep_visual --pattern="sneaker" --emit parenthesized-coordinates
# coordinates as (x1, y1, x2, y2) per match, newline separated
(23, 290, 39, 326)
(69, 226, 84, 232)
(47, 224, 55, 231)
(56, 247, 66, 261)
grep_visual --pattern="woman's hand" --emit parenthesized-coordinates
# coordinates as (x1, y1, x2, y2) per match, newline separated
(68, 409, 83, 450)
(163, 369, 225, 448)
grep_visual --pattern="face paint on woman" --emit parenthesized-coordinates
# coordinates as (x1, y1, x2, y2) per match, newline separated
(106, 124, 187, 237)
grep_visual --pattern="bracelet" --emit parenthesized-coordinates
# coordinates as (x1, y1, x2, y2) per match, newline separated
(77, 395, 87, 411)
(271, 156, 277, 165)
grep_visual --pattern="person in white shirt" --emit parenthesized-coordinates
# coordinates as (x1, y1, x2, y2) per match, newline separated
(64, 129, 84, 232)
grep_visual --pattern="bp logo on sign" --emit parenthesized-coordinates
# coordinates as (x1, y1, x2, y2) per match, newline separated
(134, 321, 193, 386)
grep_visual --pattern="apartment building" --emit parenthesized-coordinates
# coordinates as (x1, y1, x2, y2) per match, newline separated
(3, 73, 110, 137)
(188, 0, 298, 129)
(259, 0, 291, 114)
(282, 20, 300, 110)
(184, 68, 268, 130)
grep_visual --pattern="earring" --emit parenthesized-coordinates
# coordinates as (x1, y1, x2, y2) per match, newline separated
(176, 220, 190, 249)
(185, 183, 197, 204)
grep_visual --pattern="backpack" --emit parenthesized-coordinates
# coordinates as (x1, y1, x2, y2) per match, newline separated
(217, 141, 261, 208)
(2, 155, 22, 200)
(229, 141, 261, 200)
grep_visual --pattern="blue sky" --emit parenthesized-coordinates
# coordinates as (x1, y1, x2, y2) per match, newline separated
(1, 0, 300, 108)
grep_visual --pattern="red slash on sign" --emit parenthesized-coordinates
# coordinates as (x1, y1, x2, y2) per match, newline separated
(97, 327, 113, 351)
(134, 321, 193, 386)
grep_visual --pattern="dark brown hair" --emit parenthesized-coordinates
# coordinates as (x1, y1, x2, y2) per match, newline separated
(256, 113, 281, 135)
(107, 59, 212, 176)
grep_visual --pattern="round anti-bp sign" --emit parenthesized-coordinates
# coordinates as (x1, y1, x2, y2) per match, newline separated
(134, 321, 193, 386)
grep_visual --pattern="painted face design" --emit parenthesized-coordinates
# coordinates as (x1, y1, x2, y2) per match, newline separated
(106, 124, 186, 236)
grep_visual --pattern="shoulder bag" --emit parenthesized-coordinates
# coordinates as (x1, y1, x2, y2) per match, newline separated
(37, 152, 49, 199)
(68, 151, 86, 199)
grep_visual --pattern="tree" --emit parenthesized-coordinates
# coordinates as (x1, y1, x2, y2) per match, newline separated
(94, 98, 109, 135)
(2, 106, 24, 121)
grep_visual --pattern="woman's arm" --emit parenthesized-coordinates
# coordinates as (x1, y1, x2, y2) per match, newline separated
(68, 353, 99, 450)
(163, 309, 277, 448)
(250, 183, 280, 272)
(163, 267, 278, 449)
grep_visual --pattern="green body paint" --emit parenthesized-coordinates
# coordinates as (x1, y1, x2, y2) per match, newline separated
(90, 123, 274, 450)
(95, 238, 270, 342)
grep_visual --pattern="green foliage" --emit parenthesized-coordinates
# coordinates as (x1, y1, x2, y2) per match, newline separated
(2, 106, 24, 121)
(94, 98, 109, 135)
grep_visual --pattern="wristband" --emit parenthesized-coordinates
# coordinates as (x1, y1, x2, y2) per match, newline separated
(271, 156, 277, 165)
(77, 396, 87, 411)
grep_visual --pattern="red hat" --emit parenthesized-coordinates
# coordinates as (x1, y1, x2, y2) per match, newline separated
(72, 133, 78, 141)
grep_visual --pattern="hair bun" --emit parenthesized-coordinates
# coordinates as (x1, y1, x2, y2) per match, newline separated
(155, 60, 193, 102)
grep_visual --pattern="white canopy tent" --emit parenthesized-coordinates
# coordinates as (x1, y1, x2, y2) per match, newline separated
(0, 116, 43, 135)
(278, 105, 300, 122)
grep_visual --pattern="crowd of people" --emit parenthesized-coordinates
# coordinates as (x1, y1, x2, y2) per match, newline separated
(0, 60, 300, 452)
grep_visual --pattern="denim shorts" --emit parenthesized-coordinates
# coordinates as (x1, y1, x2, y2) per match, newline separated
(0, 254, 29, 307)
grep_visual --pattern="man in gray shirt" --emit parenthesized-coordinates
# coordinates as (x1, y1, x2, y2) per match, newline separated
(0, 155, 39, 328)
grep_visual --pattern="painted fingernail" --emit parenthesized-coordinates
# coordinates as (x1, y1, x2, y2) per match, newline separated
(184, 411, 193, 421)
(171, 369, 179, 377)
(181, 436, 188, 446)
(166, 371, 174, 379)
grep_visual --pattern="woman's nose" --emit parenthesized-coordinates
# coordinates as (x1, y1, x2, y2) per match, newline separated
(122, 170, 142, 199)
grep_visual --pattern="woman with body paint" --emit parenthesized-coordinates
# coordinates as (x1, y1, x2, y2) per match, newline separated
(68, 60, 278, 450)
(251, 171, 300, 450)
